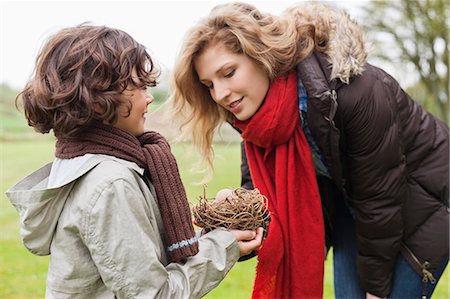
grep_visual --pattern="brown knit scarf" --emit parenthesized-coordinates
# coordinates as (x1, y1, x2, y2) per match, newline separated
(55, 122, 199, 262)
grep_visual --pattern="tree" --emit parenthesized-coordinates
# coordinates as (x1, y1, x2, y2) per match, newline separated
(360, 0, 449, 123)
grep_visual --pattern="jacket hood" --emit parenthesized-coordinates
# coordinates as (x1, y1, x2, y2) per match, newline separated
(285, 3, 368, 84)
(6, 155, 143, 256)
(6, 163, 72, 256)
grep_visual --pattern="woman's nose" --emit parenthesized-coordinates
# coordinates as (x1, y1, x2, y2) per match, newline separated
(213, 82, 231, 103)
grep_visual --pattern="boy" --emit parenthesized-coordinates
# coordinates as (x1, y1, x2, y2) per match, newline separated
(6, 24, 262, 298)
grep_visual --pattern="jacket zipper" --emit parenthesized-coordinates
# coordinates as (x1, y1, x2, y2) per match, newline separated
(401, 244, 436, 298)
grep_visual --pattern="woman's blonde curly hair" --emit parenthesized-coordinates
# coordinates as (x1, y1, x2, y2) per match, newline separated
(169, 2, 335, 179)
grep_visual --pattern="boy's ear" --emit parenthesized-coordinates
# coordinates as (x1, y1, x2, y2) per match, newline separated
(94, 103, 105, 114)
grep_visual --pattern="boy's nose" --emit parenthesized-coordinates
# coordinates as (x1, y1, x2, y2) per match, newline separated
(146, 93, 154, 104)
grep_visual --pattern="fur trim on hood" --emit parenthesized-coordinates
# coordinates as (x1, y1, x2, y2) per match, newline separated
(284, 2, 368, 84)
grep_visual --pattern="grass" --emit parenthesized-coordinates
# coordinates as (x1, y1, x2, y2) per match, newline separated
(1, 139, 448, 298)
(1, 139, 54, 298)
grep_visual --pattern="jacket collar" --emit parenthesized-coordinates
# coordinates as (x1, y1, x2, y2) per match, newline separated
(48, 154, 144, 189)
(297, 52, 346, 193)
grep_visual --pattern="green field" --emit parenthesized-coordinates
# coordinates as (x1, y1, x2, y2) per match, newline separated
(0, 139, 448, 298)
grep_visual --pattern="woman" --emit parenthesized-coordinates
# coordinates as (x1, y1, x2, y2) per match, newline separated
(169, 2, 449, 299)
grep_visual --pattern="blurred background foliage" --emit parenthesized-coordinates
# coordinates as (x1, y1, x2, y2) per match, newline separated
(360, 0, 449, 123)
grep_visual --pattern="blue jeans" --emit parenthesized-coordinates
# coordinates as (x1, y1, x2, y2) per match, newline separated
(333, 196, 448, 299)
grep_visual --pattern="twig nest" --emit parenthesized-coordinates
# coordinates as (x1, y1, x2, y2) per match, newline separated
(192, 187, 271, 236)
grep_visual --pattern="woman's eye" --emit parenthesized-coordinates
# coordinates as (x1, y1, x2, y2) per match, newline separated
(224, 69, 235, 78)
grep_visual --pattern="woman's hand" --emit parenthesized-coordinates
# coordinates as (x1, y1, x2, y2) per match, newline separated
(366, 292, 386, 299)
(229, 227, 264, 257)
(215, 188, 265, 256)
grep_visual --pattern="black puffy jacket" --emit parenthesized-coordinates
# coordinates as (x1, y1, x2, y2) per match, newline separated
(238, 51, 449, 297)
(301, 51, 448, 296)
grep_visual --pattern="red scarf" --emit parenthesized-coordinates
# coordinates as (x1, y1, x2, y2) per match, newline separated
(234, 71, 325, 298)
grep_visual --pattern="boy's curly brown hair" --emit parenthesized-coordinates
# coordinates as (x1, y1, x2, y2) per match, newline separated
(17, 24, 159, 137)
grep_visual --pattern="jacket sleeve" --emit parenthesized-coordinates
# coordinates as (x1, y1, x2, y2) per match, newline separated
(81, 175, 240, 299)
(341, 76, 407, 297)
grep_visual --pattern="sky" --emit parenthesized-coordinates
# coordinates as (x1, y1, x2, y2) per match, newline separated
(1, 0, 371, 90)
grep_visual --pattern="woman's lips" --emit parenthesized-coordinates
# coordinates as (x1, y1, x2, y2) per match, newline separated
(229, 98, 243, 113)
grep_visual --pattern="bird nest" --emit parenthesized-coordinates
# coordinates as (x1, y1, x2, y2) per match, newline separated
(192, 187, 271, 235)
